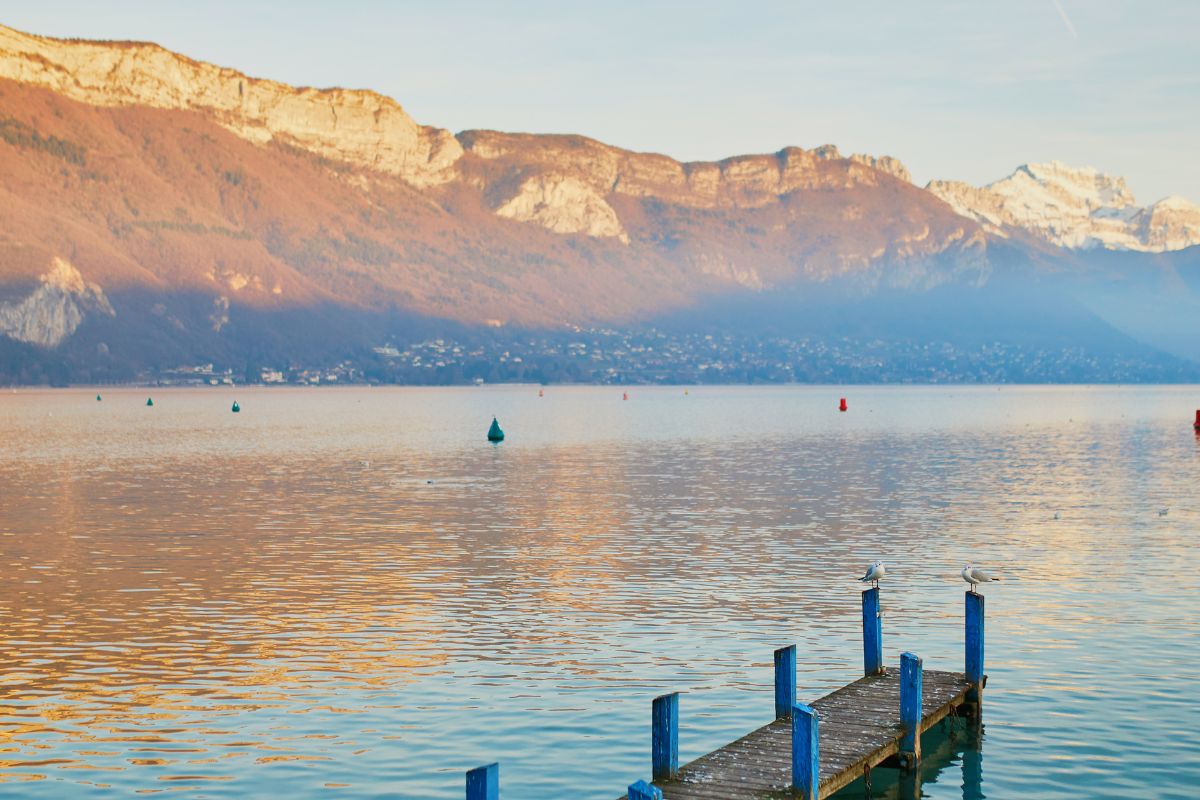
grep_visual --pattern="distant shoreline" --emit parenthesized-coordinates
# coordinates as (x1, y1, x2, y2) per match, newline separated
(9, 381, 1200, 390)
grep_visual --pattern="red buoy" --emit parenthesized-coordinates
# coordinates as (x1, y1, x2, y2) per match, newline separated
(1194, 409, 1200, 431)
(623, 392, 628, 401)
(839, 397, 848, 412)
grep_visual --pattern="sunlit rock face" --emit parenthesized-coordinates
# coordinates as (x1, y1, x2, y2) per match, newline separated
(461, 133, 912, 213)
(1131, 196, 1200, 252)
(0, 258, 114, 347)
(2, 23, 925, 245)
(927, 161, 1200, 252)
(495, 174, 629, 243)
(0, 23, 995, 332)
(0, 24, 462, 187)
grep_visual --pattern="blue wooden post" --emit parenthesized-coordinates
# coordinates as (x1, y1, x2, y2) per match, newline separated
(966, 591, 985, 707)
(862, 587, 883, 675)
(899, 652, 923, 767)
(651, 692, 678, 781)
(774, 645, 796, 719)
(628, 779, 663, 800)
(465, 762, 498, 800)
(791, 703, 819, 800)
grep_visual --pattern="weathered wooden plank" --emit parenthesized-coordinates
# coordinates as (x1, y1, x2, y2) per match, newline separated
(619, 669, 972, 800)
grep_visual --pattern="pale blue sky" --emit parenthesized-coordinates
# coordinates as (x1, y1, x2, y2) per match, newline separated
(6, 1, 1198, 201)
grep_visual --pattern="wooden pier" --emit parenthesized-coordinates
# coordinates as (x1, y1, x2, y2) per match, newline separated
(628, 668, 973, 799)
(465, 589, 988, 800)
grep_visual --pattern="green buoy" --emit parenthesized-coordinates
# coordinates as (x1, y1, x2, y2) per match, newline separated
(232, 401, 241, 413)
(96, 394, 101, 402)
(487, 416, 505, 442)
(146, 397, 154, 407)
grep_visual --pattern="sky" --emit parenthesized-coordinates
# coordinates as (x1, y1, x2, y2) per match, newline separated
(5, 1, 1199, 202)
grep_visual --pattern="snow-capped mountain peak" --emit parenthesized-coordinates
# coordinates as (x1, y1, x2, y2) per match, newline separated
(926, 162, 1200, 252)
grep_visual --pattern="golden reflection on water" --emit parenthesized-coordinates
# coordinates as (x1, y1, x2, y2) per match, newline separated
(0, 386, 1198, 798)
(1, 453, 456, 790)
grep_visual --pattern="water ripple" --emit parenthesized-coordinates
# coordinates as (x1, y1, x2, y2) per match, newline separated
(1, 386, 1198, 798)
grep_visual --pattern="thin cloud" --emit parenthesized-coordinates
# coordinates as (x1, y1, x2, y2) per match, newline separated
(1052, 0, 1078, 38)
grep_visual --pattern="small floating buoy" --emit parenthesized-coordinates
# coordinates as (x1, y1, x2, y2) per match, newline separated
(839, 397, 848, 412)
(1194, 409, 1200, 431)
(487, 416, 505, 442)
(538, 389, 544, 398)
(623, 392, 628, 401)
(146, 397, 154, 407)
(96, 394, 101, 402)
(231, 401, 240, 413)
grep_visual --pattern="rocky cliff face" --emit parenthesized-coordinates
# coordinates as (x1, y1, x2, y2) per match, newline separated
(0, 24, 461, 187)
(0, 21, 988, 341)
(459, 133, 917, 243)
(1131, 196, 1200, 252)
(0, 257, 114, 347)
(0, 24, 930, 247)
(927, 161, 1200, 252)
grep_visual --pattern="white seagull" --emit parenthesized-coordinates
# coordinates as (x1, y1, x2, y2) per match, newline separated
(858, 561, 886, 588)
(961, 564, 999, 592)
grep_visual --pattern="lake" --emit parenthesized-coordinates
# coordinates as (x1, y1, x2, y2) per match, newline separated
(1, 385, 1198, 799)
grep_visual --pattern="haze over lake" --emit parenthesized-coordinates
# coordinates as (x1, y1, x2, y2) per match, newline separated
(2, 386, 1198, 798)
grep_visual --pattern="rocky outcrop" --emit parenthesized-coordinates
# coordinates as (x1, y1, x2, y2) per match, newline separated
(0, 23, 926, 245)
(0, 24, 461, 186)
(461, 133, 910, 212)
(458, 132, 921, 245)
(495, 174, 629, 242)
(1132, 196, 1200, 252)
(849, 153, 912, 184)
(927, 162, 1200, 252)
(0, 257, 114, 347)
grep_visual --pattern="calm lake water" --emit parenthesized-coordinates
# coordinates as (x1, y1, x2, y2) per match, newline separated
(1, 385, 1198, 799)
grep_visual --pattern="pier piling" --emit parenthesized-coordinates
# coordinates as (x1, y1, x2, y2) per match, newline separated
(791, 702, 820, 800)
(774, 645, 796, 720)
(651, 693, 679, 781)
(465, 762, 498, 800)
(628, 779, 662, 800)
(965, 591, 985, 711)
(899, 652, 923, 767)
(862, 587, 883, 675)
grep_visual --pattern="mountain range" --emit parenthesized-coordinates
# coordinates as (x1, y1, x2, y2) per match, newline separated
(1, 23, 1198, 384)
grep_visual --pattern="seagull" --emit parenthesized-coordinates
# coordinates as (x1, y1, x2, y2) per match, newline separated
(1157, 507, 1169, 517)
(961, 564, 999, 593)
(1053, 511, 1061, 520)
(858, 561, 886, 588)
